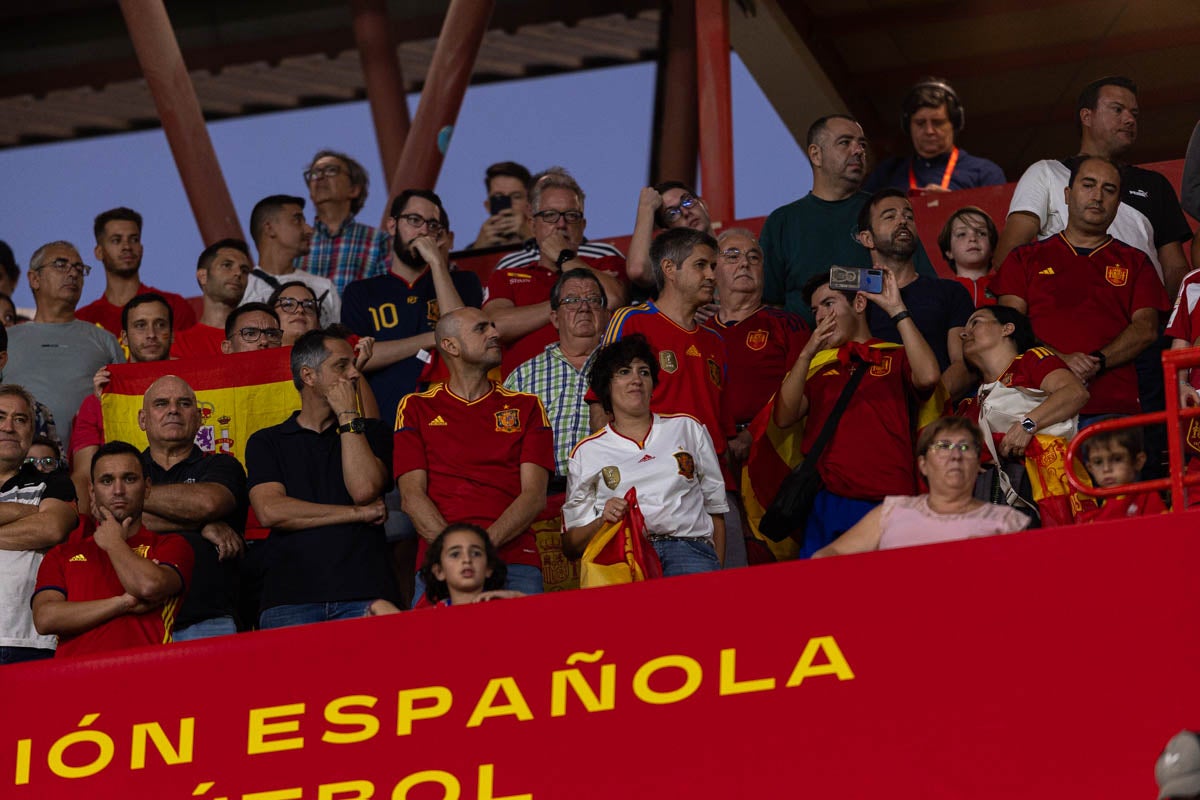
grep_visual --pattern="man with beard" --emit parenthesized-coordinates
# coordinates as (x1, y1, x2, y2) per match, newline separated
(992, 156, 1168, 419)
(171, 239, 253, 359)
(341, 189, 481, 425)
(33, 441, 194, 658)
(857, 189, 974, 396)
(760, 115, 937, 321)
(77, 207, 196, 337)
(242, 195, 340, 327)
(394, 307, 554, 600)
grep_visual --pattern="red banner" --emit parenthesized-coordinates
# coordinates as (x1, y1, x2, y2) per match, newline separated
(3, 511, 1199, 798)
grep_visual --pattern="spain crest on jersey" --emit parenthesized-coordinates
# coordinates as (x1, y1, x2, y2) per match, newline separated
(746, 329, 768, 351)
(426, 299, 440, 325)
(659, 350, 679, 373)
(869, 354, 893, 377)
(1105, 265, 1129, 287)
(133, 544, 151, 559)
(674, 450, 696, 480)
(602, 466, 621, 489)
(494, 407, 521, 433)
(707, 358, 722, 387)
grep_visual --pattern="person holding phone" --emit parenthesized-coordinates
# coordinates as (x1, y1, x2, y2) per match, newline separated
(469, 161, 534, 250)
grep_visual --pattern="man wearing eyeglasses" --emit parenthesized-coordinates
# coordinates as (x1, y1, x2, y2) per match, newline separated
(468, 161, 534, 250)
(220, 303, 285, 355)
(627, 181, 713, 288)
(0, 384, 78, 665)
(241, 195, 340, 328)
(294, 151, 391, 297)
(4, 241, 124, 450)
(486, 167, 628, 377)
(504, 268, 611, 480)
(76, 207, 197, 338)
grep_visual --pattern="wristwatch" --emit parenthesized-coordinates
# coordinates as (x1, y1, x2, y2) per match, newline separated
(336, 417, 368, 435)
(1020, 417, 1038, 434)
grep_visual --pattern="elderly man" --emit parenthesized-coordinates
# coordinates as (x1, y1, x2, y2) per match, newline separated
(33, 441, 193, 658)
(242, 195, 340, 326)
(865, 78, 1005, 193)
(486, 167, 628, 376)
(294, 150, 391, 296)
(992, 156, 1168, 419)
(5, 241, 124, 448)
(395, 307, 554, 600)
(0, 384, 77, 664)
(139, 375, 248, 641)
(505, 268, 611, 481)
(172, 239, 253, 359)
(77, 206, 196, 337)
(246, 329, 393, 628)
(760, 115, 937, 320)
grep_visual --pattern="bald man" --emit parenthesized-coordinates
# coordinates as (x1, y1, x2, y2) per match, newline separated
(139, 375, 248, 640)
(394, 307, 555, 603)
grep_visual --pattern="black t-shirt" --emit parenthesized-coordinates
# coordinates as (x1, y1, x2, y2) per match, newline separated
(245, 413, 394, 610)
(141, 446, 247, 629)
(1062, 155, 1194, 250)
(866, 274, 975, 370)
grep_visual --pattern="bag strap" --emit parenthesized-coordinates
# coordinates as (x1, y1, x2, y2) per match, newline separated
(976, 408, 1040, 517)
(799, 360, 869, 471)
(252, 269, 283, 292)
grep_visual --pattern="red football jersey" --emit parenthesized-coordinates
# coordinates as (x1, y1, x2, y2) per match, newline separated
(705, 305, 809, 426)
(991, 234, 1168, 414)
(34, 524, 194, 659)
(77, 282, 197, 338)
(393, 383, 555, 568)
(957, 347, 1069, 425)
(170, 323, 226, 360)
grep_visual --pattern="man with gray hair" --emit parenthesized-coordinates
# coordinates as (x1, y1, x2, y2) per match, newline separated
(600, 227, 735, 566)
(245, 328, 394, 628)
(5, 241, 124, 449)
(485, 167, 628, 376)
(294, 150, 391, 297)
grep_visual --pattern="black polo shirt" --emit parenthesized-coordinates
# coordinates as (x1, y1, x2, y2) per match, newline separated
(245, 413, 394, 611)
(141, 446, 247, 629)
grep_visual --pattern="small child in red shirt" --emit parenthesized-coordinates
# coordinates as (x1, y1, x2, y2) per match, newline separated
(1078, 427, 1167, 522)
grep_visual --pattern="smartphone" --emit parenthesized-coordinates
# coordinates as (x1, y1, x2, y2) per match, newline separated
(489, 194, 513, 216)
(829, 266, 883, 294)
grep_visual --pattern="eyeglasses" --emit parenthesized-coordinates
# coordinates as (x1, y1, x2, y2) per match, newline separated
(25, 456, 63, 471)
(236, 326, 284, 344)
(532, 210, 584, 225)
(558, 295, 605, 311)
(275, 297, 318, 314)
(395, 213, 445, 235)
(927, 440, 979, 455)
(303, 164, 345, 182)
(36, 258, 91, 277)
(718, 247, 762, 266)
(663, 194, 698, 220)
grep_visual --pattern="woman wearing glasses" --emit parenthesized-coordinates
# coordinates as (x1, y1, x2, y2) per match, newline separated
(812, 416, 1029, 556)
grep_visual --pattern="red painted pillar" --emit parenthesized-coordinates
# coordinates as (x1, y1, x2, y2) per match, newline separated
(386, 0, 495, 205)
(118, 0, 243, 244)
(695, 0, 735, 224)
(351, 0, 411, 180)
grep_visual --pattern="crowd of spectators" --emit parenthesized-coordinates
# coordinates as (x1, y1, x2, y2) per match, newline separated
(1, 73, 1197, 664)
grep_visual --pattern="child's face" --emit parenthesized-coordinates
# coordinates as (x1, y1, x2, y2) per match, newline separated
(25, 444, 59, 474)
(946, 214, 993, 272)
(1085, 442, 1145, 488)
(432, 530, 491, 593)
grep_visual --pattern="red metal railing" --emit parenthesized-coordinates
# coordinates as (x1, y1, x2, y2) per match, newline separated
(1066, 346, 1200, 510)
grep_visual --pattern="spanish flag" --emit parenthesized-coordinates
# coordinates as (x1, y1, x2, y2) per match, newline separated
(741, 343, 946, 559)
(100, 349, 299, 466)
(579, 487, 663, 588)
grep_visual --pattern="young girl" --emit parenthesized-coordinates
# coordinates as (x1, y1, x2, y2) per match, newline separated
(418, 523, 524, 607)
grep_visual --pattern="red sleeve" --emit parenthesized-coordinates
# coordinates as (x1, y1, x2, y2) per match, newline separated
(1128, 252, 1171, 314)
(155, 533, 196, 592)
(68, 395, 104, 457)
(520, 396, 557, 474)
(484, 270, 515, 307)
(989, 247, 1030, 300)
(34, 544, 68, 596)
(783, 314, 811, 371)
(1018, 348, 1070, 388)
(392, 395, 430, 477)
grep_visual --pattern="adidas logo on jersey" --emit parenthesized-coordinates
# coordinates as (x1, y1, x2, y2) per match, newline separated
(1038, 267, 1055, 275)
(428, 416, 448, 427)
(685, 345, 701, 357)
(69, 554, 87, 562)
(638, 454, 655, 462)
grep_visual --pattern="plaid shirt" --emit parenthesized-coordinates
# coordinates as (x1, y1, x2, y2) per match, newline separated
(293, 214, 391, 297)
(504, 342, 599, 476)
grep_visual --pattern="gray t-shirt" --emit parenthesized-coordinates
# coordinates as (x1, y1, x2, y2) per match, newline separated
(5, 320, 124, 447)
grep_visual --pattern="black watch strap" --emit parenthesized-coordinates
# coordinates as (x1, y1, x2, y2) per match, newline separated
(337, 418, 367, 434)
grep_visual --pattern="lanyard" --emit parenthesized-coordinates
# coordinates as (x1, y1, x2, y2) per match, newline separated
(909, 147, 959, 190)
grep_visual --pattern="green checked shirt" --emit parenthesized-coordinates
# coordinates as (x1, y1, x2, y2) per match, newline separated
(504, 343, 599, 476)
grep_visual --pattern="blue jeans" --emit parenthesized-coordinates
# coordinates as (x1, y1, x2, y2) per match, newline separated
(651, 537, 720, 577)
(259, 600, 374, 629)
(800, 490, 877, 559)
(410, 563, 544, 608)
(0, 645, 54, 665)
(172, 615, 237, 642)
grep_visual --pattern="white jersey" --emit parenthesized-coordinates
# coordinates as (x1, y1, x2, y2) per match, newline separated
(564, 413, 728, 539)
